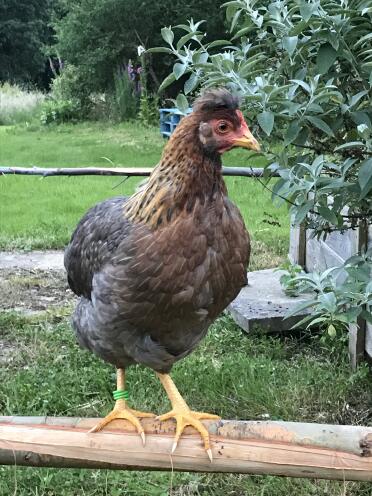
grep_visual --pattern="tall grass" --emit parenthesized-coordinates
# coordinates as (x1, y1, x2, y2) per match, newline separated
(0, 83, 45, 125)
(109, 68, 138, 121)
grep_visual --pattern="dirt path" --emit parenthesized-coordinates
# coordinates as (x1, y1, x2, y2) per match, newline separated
(0, 250, 75, 314)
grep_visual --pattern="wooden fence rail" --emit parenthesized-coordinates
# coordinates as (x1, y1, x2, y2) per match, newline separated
(0, 416, 372, 481)
(0, 166, 279, 178)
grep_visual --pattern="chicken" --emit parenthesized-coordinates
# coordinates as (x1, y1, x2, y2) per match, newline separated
(64, 88, 260, 460)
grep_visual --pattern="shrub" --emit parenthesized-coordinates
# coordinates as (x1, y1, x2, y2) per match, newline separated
(40, 98, 81, 125)
(138, 91, 159, 126)
(49, 64, 91, 116)
(108, 68, 138, 121)
(152, 0, 372, 332)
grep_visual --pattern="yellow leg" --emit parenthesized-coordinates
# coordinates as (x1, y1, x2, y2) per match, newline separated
(156, 372, 220, 461)
(89, 368, 155, 444)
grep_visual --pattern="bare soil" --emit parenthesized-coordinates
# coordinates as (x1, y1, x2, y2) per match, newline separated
(0, 267, 75, 313)
(0, 251, 76, 363)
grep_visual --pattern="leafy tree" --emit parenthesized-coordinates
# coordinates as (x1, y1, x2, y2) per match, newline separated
(0, 0, 53, 84)
(152, 0, 372, 332)
(52, 0, 227, 95)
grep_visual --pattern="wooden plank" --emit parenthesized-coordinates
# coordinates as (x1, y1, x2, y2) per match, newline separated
(0, 417, 372, 481)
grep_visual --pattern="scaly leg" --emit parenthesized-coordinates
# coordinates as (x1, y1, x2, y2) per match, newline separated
(89, 368, 155, 444)
(156, 372, 220, 461)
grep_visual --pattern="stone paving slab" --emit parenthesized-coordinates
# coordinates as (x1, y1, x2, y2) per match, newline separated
(0, 250, 64, 271)
(228, 269, 311, 333)
(0, 252, 311, 332)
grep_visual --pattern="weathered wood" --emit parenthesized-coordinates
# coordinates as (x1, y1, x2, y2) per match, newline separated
(365, 324, 372, 361)
(348, 221, 371, 368)
(0, 416, 372, 481)
(349, 319, 367, 371)
(0, 166, 278, 178)
(289, 222, 306, 268)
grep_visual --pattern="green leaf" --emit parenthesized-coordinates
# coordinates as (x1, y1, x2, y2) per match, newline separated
(184, 73, 199, 94)
(257, 111, 274, 136)
(327, 324, 337, 337)
(316, 43, 337, 74)
(146, 47, 173, 54)
(173, 62, 187, 80)
(334, 142, 364, 151)
(282, 36, 298, 56)
(305, 116, 334, 136)
(305, 316, 326, 328)
(358, 158, 372, 199)
(318, 206, 338, 225)
(319, 292, 337, 312)
(294, 202, 313, 224)
(349, 90, 368, 108)
(291, 79, 311, 94)
(193, 51, 209, 64)
(290, 20, 308, 36)
(177, 32, 199, 50)
(355, 32, 372, 48)
(176, 93, 189, 113)
(207, 39, 231, 48)
(285, 121, 301, 145)
(158, 73, 176, 94)
(161, 27, 174, 46)
(300, 2, 315, 21)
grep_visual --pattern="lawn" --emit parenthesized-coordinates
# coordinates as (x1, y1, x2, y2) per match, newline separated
(0, 122, 288, 268)
(1, 311, 371, 496)
(1, 121, 371, 495)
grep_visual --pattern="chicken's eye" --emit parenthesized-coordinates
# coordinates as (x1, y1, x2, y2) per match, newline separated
(216, 121, 229, 134)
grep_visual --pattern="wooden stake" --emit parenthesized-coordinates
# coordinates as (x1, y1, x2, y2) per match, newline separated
(0, 417, 371, 481)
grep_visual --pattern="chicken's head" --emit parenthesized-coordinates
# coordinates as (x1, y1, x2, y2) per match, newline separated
(193, 89, 260, 155)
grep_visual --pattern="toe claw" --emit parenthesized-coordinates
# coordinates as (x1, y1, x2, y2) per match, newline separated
(207, 448, 213, 463)
(140, 431, 146, 446)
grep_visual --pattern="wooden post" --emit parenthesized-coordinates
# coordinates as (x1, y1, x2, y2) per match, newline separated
(349, 318, 366, 371)
(0, 416, 372, 481)
(348, 220, 370, 369)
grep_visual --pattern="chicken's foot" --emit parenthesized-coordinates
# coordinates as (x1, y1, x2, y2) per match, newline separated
(89, 368, 155, 444)
(156, 372, 220, 461)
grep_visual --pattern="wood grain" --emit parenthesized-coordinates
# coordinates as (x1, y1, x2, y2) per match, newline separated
(0, 417, 371, 480)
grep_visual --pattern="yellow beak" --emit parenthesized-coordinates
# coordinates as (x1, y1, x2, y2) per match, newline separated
(232, 130, 261, 152)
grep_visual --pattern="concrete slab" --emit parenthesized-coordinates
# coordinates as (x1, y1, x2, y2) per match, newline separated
(0, 253, 312, 333)
(0, 251, 64, 271)
(229, 269, 312, 333)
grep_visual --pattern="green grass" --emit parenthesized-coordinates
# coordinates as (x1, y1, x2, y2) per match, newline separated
(0, 311, 371, 495)
(0, 122, 289, 265)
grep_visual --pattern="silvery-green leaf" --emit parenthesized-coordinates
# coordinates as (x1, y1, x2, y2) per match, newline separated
(257, 111, 274, 136)
(161, 27, 174, 46)
(176, 93, 189, 113)
(282, 36, 298, 56)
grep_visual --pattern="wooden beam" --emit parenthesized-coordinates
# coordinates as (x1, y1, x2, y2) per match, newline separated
(0, 166, 278, 178)
(0, 417, 372, 481)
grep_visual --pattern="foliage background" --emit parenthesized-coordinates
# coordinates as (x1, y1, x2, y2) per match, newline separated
(151, 0, 372, 333)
